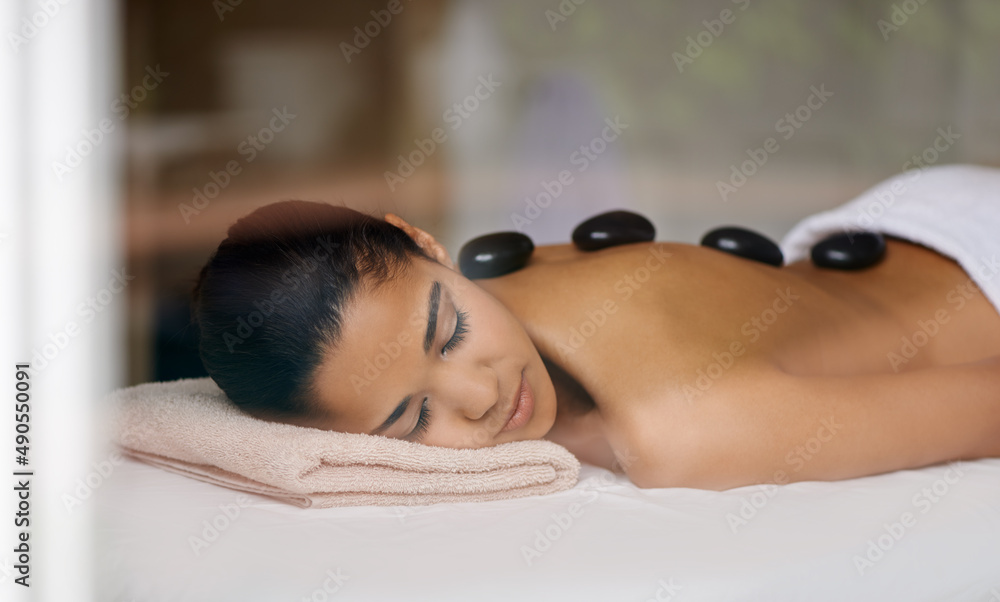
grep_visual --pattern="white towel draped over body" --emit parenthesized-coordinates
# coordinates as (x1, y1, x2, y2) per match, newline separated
(781, 164, 1000, 316)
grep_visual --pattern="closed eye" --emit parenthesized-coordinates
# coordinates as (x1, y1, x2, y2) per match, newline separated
(405, 397, 431, 441)
(400, 306, 467, 442)
(404, 307, 466, 441)
(442, 307, 468, 355)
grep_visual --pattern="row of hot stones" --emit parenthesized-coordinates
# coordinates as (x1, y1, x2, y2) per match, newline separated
(457, 210, 886, 279)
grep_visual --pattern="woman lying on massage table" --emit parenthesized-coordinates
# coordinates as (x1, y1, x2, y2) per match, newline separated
(191, 199, 1000, 491)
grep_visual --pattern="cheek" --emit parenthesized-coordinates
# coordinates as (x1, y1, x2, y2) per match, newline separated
(475, 291, 525, 340)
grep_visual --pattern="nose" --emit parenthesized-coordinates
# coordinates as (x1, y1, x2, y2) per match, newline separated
(434, 361, 498, 422)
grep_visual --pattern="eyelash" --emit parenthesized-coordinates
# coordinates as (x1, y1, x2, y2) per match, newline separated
(441, 307, 469, 355)
(406, 307, 467, 441)
(407, 397, 431, 441)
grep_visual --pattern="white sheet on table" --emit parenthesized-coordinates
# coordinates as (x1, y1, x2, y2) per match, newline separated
(96, 455, 1000, 601)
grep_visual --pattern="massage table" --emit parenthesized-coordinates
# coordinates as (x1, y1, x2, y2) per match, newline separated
(95, 454, 1000, 600)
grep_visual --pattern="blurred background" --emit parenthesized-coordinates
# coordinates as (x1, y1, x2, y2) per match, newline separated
(120, 0, 1000, 387)
(2, 1, 1000, 599)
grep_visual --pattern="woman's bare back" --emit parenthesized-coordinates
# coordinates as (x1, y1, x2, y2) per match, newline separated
(476, 237, 1000, 488)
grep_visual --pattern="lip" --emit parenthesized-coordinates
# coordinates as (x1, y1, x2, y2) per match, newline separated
(499, 369, 534, 434)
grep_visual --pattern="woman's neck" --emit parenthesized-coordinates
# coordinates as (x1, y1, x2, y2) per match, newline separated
(541, 353, 597, 417)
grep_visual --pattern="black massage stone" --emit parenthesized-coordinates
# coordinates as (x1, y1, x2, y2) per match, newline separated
(572, 210, 656, 251)
(458, 231, 535, 279)
(700, 226, 784, 267)
(810, 231, 886, 270)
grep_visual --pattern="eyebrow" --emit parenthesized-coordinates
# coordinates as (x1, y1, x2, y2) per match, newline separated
(423, 280, 441, 353)
(369, 281, 440, 436)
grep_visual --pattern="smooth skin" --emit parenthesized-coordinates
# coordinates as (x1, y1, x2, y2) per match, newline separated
(306, 213, 1000, 491)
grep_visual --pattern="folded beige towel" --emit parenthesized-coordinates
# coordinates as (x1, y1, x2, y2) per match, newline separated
(108, 378, 580, 508)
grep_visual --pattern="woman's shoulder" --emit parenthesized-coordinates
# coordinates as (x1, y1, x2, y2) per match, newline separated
(526, 240, 737, 280)
(526, 240, 682, 265)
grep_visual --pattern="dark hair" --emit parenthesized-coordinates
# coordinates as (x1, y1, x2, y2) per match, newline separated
(192, 200, 431, 422)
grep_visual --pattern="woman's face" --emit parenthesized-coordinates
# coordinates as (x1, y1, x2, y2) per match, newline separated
(307, 253, 558, 449)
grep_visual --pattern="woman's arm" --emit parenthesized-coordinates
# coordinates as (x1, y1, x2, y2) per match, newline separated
(627, 355, 1000, 490)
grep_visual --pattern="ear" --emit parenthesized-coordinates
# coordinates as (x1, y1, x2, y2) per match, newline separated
(384, 213, 456, 270)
